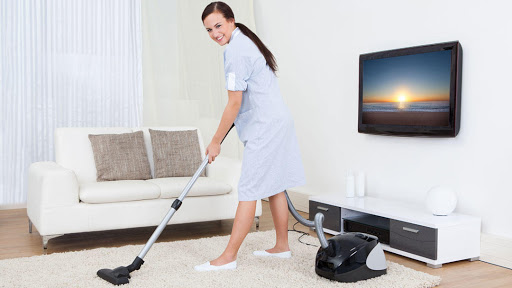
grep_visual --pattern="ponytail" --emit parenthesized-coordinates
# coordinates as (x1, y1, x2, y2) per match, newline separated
(235, 22, 278, 74)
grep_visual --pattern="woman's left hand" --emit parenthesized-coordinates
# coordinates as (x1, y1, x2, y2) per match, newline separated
(206, 141, 221, 164)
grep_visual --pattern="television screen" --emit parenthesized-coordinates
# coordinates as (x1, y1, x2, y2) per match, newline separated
(358, 41, 462, 137)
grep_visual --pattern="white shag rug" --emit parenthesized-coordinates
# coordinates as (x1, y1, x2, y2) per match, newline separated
(0, 230, 440, 288)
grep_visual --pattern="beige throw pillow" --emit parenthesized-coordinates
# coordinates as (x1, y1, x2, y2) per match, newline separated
(88, 131, 152, 181)
(149, 129, 205, 178)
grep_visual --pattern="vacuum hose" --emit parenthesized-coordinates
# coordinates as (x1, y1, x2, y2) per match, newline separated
(284, 191, 329, 249)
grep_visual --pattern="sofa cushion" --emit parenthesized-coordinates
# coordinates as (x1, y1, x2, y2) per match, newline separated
(55, 127, 134, 183)
(149, 129, 205, 178)
(146, 177, 231, 198)
(134, 127, 207, 179)
(88, 131, 152, 181)
(80, 180, 161, 204)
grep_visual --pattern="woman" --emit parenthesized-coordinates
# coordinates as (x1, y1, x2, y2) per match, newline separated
(195, 2, 305, 272)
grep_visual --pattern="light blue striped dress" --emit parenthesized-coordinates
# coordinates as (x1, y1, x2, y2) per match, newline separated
(224, 27, 306, 201)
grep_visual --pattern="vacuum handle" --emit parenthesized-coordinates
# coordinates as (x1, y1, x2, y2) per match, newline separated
(204, 123, 235, 164)
(220, 123, 235, 144)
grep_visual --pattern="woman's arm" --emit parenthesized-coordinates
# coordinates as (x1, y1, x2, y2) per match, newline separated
(206, 90, 242, 163)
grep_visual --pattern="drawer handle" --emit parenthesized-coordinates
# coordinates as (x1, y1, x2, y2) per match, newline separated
(317, 206, 329, 212)
(403, 227, 419, 233)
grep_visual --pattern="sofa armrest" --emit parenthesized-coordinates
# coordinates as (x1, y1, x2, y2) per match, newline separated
(207, 156, 242, 193)
(27, 162, 80, 222)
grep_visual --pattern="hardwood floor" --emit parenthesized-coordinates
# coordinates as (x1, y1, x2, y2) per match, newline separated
(1, 201, 511, 287)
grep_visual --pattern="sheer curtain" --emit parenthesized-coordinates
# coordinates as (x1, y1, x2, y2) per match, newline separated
(0, 0, 143, 207)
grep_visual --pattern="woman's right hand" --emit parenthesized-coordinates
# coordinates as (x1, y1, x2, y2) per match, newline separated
(206, 141, 221, 164)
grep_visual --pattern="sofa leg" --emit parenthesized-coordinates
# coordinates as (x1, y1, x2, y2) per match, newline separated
(255, 216, 260, 229)
(29, 219, 32, 234)
(42, 235, 63, 250)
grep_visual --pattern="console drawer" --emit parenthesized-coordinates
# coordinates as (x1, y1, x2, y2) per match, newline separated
(309, 201, 341, 232)
(390, 220, 438, 260)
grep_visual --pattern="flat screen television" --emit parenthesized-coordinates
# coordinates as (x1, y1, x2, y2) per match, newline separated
(358, 41, 462, 137)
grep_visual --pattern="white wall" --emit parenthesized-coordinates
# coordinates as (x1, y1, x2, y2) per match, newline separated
(253, 0, 512, 238)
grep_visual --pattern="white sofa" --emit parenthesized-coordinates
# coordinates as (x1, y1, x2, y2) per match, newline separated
(27, 127, 262, 249)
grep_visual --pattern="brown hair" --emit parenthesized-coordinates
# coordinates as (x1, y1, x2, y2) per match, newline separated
(202, 1, 278, 74)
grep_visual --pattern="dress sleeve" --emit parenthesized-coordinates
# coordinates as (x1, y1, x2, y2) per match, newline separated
(224, 49, 250, 91)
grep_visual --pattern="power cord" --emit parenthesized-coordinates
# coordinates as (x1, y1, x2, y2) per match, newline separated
(288, 221, 319, 248)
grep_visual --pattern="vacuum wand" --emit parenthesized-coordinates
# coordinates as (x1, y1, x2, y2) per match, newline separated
(97, 124, 235, 285)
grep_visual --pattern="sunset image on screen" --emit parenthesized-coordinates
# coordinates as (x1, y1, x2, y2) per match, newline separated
(362, 50, 452, 126)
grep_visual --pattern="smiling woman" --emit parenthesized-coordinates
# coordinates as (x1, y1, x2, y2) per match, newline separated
(195, 1, 306, 272)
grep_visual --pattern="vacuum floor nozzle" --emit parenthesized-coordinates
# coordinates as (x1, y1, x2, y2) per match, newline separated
(97, 267, 130, 285)
(97, 257, 144, 285)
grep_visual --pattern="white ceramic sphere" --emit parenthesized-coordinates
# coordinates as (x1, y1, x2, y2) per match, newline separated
(425, 186, 457, 216)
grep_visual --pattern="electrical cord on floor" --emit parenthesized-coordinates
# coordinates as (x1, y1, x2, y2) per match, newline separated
(288, 221, 319, 248)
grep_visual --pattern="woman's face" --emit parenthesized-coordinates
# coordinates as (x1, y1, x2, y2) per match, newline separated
(203, 12, 235, 46)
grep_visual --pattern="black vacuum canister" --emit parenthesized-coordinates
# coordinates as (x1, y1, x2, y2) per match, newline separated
(315, 232, 387, 283)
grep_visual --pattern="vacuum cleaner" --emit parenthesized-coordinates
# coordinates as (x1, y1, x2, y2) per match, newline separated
(97, 124, 387, 285)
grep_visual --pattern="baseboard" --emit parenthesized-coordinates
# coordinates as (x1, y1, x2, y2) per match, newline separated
(480, 233, 512, 269)
(0, 203, 27, 210)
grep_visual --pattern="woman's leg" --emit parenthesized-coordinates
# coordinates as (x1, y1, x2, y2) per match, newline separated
(266, 191, 290, 253)
(210, 200, 256, 266)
